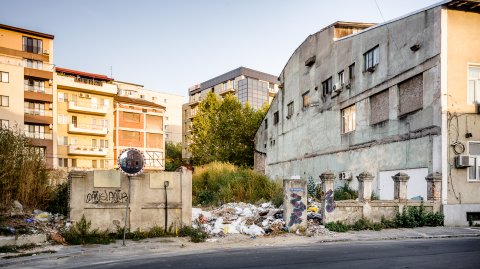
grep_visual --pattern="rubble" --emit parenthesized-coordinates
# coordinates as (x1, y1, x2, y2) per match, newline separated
(192, 202, 331, 238)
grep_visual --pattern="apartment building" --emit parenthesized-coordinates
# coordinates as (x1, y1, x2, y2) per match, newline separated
(55, 67, 116, 170)
(0, 24, 55, 167)
(254, 0, 480, 226)
(182, 67, 279, 160)
(115, 81, 166, 170)
(114, 81, 184, 144)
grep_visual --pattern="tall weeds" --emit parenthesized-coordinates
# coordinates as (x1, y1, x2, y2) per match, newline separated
(0, 127, 51, 209)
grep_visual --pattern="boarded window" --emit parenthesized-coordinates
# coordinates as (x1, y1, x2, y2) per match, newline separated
(399, 74, 423, 116)
(123, 112, 140, 122)
(370, 90, 389, 125)
(120, 130, 140, 141)
(147, 133, 163, 148)
(146, 115, 163, 131)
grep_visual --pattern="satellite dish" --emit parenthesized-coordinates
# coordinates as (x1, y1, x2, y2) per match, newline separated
(118, 148, 145, 176)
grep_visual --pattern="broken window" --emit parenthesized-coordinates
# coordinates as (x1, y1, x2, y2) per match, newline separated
(370, 90, 389, 124)
(398, 74, 423, 116)
(302, 91, 310, 108)
(322, 77, 333, 97)
(341, 105, 356, 134)
(364, 46, 379, 71)
(287, 102, 294, 119)
(274, 111, 279, 124)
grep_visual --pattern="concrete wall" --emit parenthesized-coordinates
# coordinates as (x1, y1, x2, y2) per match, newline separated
(69, 168, 192, 231)
(255, 7, 443, 197)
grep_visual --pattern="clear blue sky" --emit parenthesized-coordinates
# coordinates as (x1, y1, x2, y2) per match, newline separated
(1, 0, 440, 98)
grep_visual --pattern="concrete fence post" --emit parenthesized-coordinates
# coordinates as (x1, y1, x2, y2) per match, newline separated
(425, 172, 442, 212)
(320, 171, 336, 224)
(392, 172, 409, 202)
(357, 172, 374, 202)
(283, 179, 307, 232)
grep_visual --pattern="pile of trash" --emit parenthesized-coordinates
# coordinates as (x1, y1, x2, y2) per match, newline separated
(192, 201, 330, 237)
(0, 200, 68, 244)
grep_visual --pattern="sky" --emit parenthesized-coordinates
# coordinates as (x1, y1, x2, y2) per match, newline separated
(1, 0, 441, 99)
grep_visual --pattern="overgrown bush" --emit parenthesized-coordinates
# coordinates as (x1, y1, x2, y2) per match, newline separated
(47, 182, 69, 216)
(178, 226, 208, 243)
(0, 127, 51, 209)
(192, 162, 282, 206)
(334, 183, 358, 201)
(307, 178, 322, 201)
(63, 215, 114, 245)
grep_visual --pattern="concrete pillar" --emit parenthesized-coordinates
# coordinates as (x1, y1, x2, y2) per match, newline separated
(425, 172, 442, 212)
(357, 172, 374, 202)
(392, 172, 409, 201)
(283, 179, 307, 232)
(320, 171, 336, 223)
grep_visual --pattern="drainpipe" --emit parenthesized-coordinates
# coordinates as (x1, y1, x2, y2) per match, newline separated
(123, 175, 131, 246)
(164, 180, 169, 233)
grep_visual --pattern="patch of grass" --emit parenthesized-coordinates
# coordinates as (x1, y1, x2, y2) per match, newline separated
(192, 162, 282, 206)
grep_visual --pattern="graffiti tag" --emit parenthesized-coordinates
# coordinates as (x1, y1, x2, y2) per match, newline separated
(288, 193, 306, 227)
(325, 189, 336, 213)
(85, 190, 128, 204)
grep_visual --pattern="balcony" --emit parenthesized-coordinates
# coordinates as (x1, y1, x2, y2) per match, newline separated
(24, 108, 52, 117)
(219, 87, 236, 96)
(68, 145, 108, 156)
(24, 108, 53, 125)
(25, 132, 52, 140)
(24, 85, 53, 95)
(68, 123, 108, 136)
(56, 75, 117, 95)
(68, 101, 108, 115)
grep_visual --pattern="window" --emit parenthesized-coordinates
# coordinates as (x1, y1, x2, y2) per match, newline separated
(100, 159, 105, 169)
(274, 111, 279, 124)
(468, 66, 480, 104)
(1, 119, 9, 129)
(370, 90, 389, 125)
(71, 159, 77, 168)
(302, 91, 310, 108)
(23, 59, 43, 70)
(398, 74, 423, 116)
(25, 79, 45, 93)
(58, 158, 68, 168)
(58, 92, 68, 102)
(341, 105, 356, 134)
(92, 160, 97, 169)
(338, 71, 344, 85)
(58, 114, 68, 124)
(287, 101, 294, 119)
(364, 46, 379, 71)
(265, 118, 268, 129)
(57, 136, 69, 146)
(322, 77, 333, 97)
(124, 112, 140, 122)
(22, 36, 43, 54)
(92, 139, 97, 147)
(0, 95, 9, 107)
(70, 137, 77, 145)
(164, 98, 167, 103)
(349, 63, 355, 80)
(140, 95, 145, 99)
(468, 142, 480, 181)
(1, 71, 9, 82)
(223, 82, 228, 91)
(152, 96, 157, 101)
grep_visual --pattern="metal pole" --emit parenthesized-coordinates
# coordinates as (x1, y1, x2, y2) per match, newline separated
(164, 183, 168, 233)
(123, 176, 131, 246)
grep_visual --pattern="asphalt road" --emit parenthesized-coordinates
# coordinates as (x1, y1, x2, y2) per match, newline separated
(69, 237, 480, 269)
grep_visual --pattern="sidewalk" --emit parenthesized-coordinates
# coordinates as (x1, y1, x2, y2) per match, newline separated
(1, 226, 480, 268)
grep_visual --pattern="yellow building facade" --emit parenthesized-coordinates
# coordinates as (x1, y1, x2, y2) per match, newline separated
(54, 67, 116, 170)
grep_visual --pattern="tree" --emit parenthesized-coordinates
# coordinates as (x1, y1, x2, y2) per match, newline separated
(165, 141, 183, 171)
(189, 92, 268, 167)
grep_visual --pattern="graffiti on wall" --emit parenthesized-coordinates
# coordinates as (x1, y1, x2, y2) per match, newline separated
(325, 189, 336, 213)
(288, 192, 306, 227)
(85, 190, 128, 204)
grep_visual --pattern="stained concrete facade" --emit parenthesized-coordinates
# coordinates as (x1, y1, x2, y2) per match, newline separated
(254, 1, 480, 226)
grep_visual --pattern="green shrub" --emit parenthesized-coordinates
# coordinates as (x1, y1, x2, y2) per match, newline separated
(192, 162, 282, 206)
(325, 221, 349, 232)
(178, 226, 208, 243)
(63, 215, 114, 245)
(47, 182, 69, 216)
(334, 183, 358, 201)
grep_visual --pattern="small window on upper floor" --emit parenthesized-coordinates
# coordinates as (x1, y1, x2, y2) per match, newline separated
(1, 72, 9, 83)
(349, 63, 355, 80)
(1, 119, 9, 129)
(287, 101, 294, 119)
(264, 118, 268, 129)
(364, 46, 379, 72)
(468, 66, 480, 104)
(274, 111, 279, 124)
(302, 91, 310, 108)
(322, 77, 333, 97)
(468, 142, 480, 181)
(338, 71, 344, 86)
(152, 96, 157, 101)
(22, 36, 43, 54)
(341, 105, 356, 134)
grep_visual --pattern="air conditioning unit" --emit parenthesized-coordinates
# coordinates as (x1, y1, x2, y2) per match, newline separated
(79, 93, 85, 98)
(333, 83, 342, 92)
(344, 80, 351, 89)
(339, 171, 352, 181)
(455, 155, 474, 168)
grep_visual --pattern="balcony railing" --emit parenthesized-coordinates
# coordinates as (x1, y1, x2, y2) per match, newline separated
(68, 145, 108, 156)
(25, 132, 52, 140)
(68, 101, 108, 115)
(68, 123, 108, 136)
(0, 55, 54, 71)
(24, 108, 53, 117)
(74, 77, 103, 86)
(24, 85, 53, 95)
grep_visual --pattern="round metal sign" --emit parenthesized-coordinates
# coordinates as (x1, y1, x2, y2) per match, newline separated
(118, 148, 145, 176)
